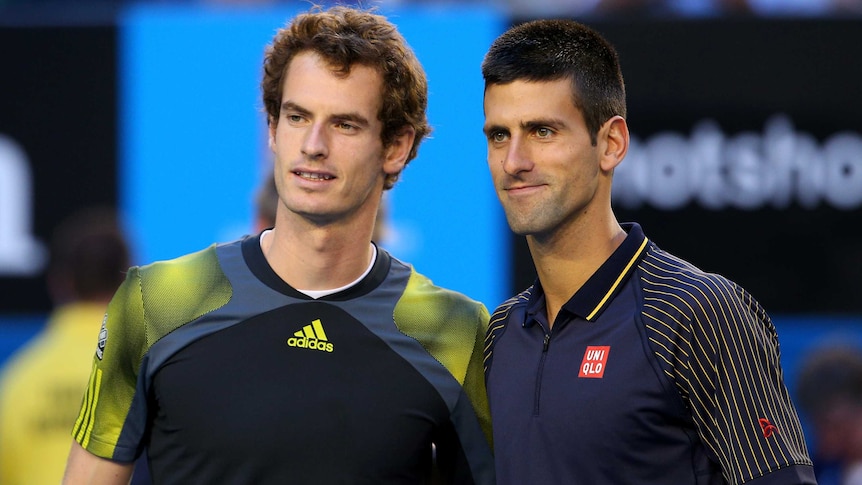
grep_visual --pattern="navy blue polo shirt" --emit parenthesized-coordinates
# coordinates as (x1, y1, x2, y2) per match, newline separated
(484, 223, 816, 485)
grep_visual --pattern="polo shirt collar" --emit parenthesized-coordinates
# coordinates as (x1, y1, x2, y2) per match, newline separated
(525, 222, 649, 324)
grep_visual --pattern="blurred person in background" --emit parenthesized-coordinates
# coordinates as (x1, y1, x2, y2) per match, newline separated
(253, 169, 280, 233)
(0, 207, 131, 485)
(798, 345, 862, 485)
(62, 5, 494, 484)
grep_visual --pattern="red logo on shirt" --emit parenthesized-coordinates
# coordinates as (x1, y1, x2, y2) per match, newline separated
(759, 418, 779, 438)
(579, 346, 610, 378)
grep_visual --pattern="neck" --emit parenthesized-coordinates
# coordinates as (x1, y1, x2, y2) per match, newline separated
(528, 210, 625, 327)
(262, 212, 377, 291)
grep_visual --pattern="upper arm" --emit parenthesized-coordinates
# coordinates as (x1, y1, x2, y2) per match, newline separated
(686, 279, 813, 483)
(62, 440, 134, 485)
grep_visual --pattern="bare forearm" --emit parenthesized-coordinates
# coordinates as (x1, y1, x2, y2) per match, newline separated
(62, 441, 134, 485)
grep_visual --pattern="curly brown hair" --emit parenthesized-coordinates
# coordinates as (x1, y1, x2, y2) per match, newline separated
(262, 6, 430, 189)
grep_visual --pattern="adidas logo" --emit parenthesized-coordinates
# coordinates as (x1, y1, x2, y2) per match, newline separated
(287, 319, 334, 352)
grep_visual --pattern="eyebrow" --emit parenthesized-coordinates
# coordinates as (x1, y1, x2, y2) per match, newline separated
(281, 100, 371, 127)
(482, 124, 506, 137)
(483, 118, 568, 136)
(281, 101, 310, 117)
(522, 118, 567, 131)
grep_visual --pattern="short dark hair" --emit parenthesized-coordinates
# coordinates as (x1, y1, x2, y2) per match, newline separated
(797, 346, 862, 416)
(261, 6, 430, 189)
(48, 207, 130, 302)
(482, 19, 626, 145)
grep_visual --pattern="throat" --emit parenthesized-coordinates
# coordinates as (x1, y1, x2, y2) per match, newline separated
(295, 243, 377, 298)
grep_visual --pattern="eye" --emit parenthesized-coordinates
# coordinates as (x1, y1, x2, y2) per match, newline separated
(286, 114, 304, 124)
(535, 127, 552, 138)
(490, 131, 508, 143)
(338, 122, 357, 131)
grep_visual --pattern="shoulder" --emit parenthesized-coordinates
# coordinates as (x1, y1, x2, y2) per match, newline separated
(491, 286, 533, 326)
(136, 243, 226, 287)
(135, 242, 233, 300)
(488, 286, 532, 335)
(636, 242, 772, 344)
(108, 243, 234, 345)
(395, 265, 489, 325)
(484, 286, 532, 369)
(391, 266, 490, 383)
(639, 244, 761, 312)
(391, 264, 489, 344)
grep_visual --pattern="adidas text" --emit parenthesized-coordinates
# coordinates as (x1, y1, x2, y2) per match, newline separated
(287, 336, 333, 352)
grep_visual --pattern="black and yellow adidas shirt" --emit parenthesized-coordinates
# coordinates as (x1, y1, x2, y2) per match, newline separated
(484, 223, 815, 485)
(72, 234, 495, 484)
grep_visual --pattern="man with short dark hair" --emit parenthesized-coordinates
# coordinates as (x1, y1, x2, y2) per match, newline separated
(481, 18, 815, 485)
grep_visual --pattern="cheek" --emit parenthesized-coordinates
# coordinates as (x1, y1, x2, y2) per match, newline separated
(486, 147, 505, 171)
(271, 126, 286, 146)
(487, 159, 506, 182)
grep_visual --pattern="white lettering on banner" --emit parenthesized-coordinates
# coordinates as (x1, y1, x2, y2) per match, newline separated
(0, 134, 46, 275)
(613, 115, 862, 210)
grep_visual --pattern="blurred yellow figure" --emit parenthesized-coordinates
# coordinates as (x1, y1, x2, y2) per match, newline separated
(0, 208, 130, 485)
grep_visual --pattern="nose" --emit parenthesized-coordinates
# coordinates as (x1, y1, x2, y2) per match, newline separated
(501, 137, 533, 175)
(301, 123, 328, 160)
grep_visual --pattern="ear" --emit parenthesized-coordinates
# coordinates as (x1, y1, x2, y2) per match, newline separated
(382, 126, 415, 175)
(599, 115, 629, 172)
(268, 116, 277, 152)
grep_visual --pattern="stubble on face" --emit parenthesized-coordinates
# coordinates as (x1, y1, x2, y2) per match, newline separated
(270, 51, 388, 228)
(484, 79, 601, 240)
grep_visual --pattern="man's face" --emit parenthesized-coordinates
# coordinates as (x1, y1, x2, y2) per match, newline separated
(269, 51, 404, 227)
(483, 78, 603, 238)
(812, 400, 862, 461)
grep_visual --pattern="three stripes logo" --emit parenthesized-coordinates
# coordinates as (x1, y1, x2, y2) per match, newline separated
(287, 319, 334, 352)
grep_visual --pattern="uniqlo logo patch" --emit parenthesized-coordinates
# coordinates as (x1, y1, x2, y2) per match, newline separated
(579, 346, 610, 378)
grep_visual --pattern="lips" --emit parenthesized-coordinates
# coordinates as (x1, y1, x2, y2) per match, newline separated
(505, 183, 543, 193)
(294, 170, 335, 181)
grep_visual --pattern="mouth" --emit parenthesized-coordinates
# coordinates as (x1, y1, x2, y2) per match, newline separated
(505, 183, 543, 194)
(294, 170, 335, 181)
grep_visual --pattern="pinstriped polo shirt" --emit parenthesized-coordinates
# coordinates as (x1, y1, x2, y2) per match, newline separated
(484, 222, 816, 485)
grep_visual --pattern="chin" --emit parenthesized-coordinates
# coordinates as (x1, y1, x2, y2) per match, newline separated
(506, 219, 539, 236)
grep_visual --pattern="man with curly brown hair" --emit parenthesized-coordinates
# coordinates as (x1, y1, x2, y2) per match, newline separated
(62, 6, 494, 484)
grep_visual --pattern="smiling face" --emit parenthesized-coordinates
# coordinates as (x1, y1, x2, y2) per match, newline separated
(269, 51, 411, 228)
(483, 78, 608, 239)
